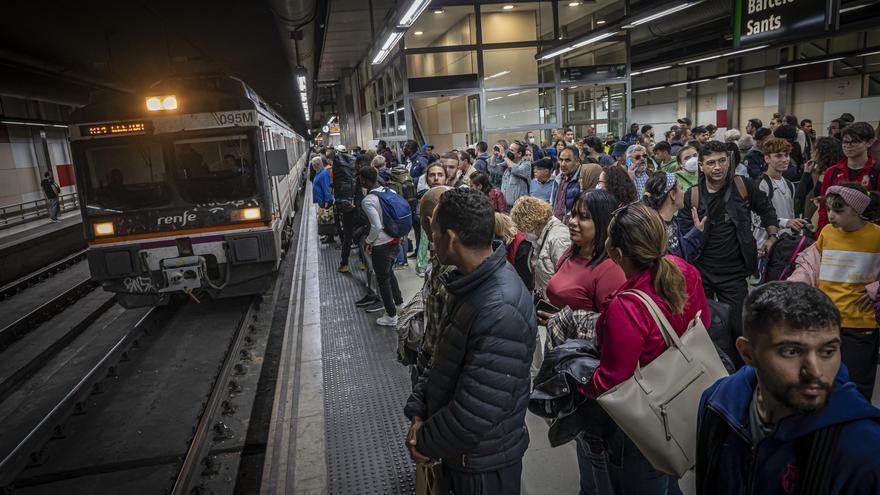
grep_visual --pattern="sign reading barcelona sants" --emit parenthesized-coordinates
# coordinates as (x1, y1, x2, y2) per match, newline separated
(734, 0, 836, 47)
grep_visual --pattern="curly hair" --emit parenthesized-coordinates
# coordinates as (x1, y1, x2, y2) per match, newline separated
(813, 137, 844, 175)
(510, 196, 552, 235)
(435, 187, 495, 247)
(603, 165, 638, 205)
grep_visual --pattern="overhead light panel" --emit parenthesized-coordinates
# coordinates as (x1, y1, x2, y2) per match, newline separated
(596, 20, 606, 24)
(414, 31, 424, 35)
(569, 1, 581, 5)
(633, 85, 667, 93)
(484, 70, 511, 80)
(717, 69, 767, 79)
(372, 31, 404, 65)
(630, 65, 672, 76)
(571, 30, 618, 49)
(670, 78, 710, 87)
(681, 44, 769, 65)
(398, 0, 431, 26)
(777, 56, 844, 70)
(503, 4, 515, 9)
(622, 1, 703, 28)
(433, 8, 444, 14)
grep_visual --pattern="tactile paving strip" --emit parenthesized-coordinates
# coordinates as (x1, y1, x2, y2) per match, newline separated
(319, 243, 416, 494)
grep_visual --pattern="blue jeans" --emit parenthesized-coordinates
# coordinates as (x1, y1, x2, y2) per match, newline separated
(606, 433, 682, 495)
(396, 239, 408, 265)
(576, 434, 615, 495)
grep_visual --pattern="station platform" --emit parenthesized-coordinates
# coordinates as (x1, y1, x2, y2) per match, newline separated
(259, 200, 580, 494)
(0, 211, 85, 286)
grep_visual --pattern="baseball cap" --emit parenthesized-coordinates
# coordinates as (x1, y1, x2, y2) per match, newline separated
(335, 144, 347, 152)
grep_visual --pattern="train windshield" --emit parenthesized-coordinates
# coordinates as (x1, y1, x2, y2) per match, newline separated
(84, 141, 171, 212)
(81, 134, 258, 212)
(173, 135, 256, 204)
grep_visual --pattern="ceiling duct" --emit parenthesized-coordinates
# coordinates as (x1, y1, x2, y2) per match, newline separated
(271, 0, 317, 115)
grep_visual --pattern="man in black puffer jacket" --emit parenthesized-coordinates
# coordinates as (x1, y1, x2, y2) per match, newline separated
(405, 188, 536, 494)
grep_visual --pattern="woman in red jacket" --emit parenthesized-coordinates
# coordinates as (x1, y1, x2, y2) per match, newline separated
(587, 202, 710, 494)
(539, 188, 626, 495)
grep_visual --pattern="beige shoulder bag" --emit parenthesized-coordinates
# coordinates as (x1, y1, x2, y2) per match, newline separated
(596, 289, 728, 477)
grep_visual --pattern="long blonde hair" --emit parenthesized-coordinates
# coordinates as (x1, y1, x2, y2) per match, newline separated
(494, 212, 518, 245)
(608, 203, 686, 313)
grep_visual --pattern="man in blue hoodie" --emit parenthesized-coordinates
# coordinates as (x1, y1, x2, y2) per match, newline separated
(696, 281, 880, 495)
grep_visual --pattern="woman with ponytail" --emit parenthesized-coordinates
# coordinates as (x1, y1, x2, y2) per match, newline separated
(584, 202, 710, 494)
(642, 171, 706, 262)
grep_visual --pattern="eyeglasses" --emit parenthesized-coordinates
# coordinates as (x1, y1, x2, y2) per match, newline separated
(703, 157, 729, 168)
(631, 154, 645, 161)
(842, 139, 863, 146)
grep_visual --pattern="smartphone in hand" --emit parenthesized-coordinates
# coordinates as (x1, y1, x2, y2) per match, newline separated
(536, 299, 561, 315)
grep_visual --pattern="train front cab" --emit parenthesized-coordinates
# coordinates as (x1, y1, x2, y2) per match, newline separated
(73, 112, 303, 308)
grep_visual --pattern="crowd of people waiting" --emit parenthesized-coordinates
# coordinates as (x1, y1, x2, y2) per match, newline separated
(309, 111, 880, 495)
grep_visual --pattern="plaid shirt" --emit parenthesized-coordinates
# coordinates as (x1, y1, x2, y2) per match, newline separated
(420, 256, 456, 359)
(546, 306, 599, 350)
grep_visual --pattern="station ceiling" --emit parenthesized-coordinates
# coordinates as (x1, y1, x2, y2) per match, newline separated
(1, 1, 306, 130)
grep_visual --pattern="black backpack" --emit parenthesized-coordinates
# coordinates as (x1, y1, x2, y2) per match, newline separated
(764, 232, 814, 282)
(760, 174, 794, 201)
(331, 153, 357, 201)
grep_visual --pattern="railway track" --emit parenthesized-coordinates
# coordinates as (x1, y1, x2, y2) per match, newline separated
(0, 249, 88, 301)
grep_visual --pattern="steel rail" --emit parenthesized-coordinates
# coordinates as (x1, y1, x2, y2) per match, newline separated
(0, 278, 97, 350)
(0, 249, 88, 301)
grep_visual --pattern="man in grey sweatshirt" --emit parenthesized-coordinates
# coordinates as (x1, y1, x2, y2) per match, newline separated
(499, 140, 532, 209)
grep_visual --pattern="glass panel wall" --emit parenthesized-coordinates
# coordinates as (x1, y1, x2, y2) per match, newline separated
(369, 0, 632, 146)
(405, 6, 477, 49)
(407, 51, 478, 77)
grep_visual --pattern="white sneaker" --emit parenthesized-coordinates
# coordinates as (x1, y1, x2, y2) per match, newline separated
(376, 314, 398, 327)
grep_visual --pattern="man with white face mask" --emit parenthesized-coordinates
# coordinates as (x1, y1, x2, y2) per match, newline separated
(674, 145, 700, 192)
(524, 131, 537, 145)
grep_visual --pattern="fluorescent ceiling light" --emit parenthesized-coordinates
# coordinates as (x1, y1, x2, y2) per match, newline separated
(507, 91, 527, 97)
(488, 96, 503, 101)
(859, 50, 880, 57)
(632, 86, 667, 93)
(596, 20, 606, 24)
(503, 4, 515, 9)
(433, 9, 444, 14)
(777, 57, 844, 70)
(414, 31, 423, 36)
(630, 65, 671, 76)
(681, 44, 769, 65)
(670, 78, 710, 87)
(569, 1, 580, 6)
(622, 1, 702, 28)
(399, 0, 431, 26)
(484, 70, 511, 80)
(571, 31, 618, 49)
(841, 3, 870, 13)
(373, 31, 404, 64)
(0, 120, 68, 128)
(539, 45, 576, 60)
(717, 69, 767, 79)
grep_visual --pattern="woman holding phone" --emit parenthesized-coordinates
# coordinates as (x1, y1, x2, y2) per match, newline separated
(538, 188, 626, 495)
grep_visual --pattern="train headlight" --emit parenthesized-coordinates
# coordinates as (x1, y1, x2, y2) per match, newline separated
(146, 95, 178, 111)
(94, 222, 115, 236)
(240, 208, 261, 220)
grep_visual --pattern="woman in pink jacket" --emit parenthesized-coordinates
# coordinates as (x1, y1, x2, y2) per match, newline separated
(586, 202, 710, 494)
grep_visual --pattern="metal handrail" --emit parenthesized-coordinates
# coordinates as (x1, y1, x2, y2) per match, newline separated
(0, 193, 80, 229)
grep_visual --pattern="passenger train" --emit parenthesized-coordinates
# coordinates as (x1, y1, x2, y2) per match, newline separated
(69, 75, 308, 308)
